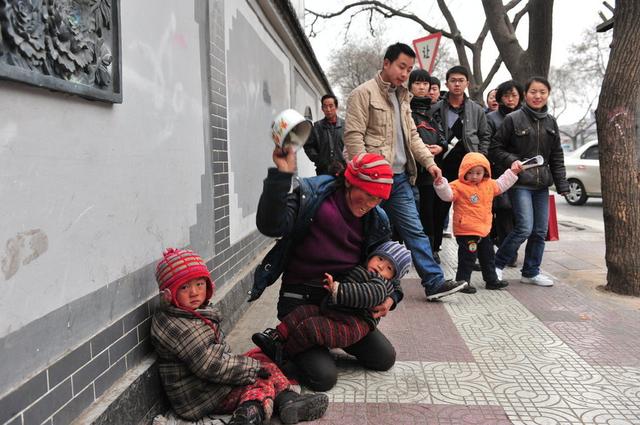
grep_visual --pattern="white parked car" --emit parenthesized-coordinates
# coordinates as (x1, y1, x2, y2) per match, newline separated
(563, 140, 601, 205)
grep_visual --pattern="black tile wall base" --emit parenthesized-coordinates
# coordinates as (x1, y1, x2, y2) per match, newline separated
(73, 358, 168, 425)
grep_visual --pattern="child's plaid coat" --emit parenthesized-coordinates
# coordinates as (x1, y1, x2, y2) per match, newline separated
(150, 305, 261, 420)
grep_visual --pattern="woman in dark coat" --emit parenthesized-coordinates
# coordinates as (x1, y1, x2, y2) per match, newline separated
(408, 69, 448, 264)
(489, 76, 568, 287)
(486, 80, 524, 266)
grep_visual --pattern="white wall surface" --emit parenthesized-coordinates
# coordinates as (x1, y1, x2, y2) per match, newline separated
(0, 1, 207, 337)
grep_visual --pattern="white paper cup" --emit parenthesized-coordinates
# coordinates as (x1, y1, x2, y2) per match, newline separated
(270, 109, 312, 152)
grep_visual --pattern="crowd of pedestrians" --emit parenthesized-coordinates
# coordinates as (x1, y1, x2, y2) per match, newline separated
(147, 41, 569, 424)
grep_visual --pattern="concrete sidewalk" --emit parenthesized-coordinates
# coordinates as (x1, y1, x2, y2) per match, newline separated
(227, 218, 640, 425)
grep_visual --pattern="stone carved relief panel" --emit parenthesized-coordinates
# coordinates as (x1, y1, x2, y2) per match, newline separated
(0, 0, 121, 103)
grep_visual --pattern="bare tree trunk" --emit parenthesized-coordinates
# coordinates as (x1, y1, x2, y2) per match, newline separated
(595, 0, 640, 296)
(482, 0, 553, 82)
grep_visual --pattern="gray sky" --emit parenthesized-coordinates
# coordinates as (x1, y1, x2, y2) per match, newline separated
(303, 0, 610, 125)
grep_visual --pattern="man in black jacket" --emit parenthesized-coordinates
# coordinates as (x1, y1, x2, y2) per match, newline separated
(303, 94, 346, 175)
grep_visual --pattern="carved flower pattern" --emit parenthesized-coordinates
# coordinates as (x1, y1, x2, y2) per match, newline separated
(93, 38, 111, 86)
(0, 0, 47, 65)
(46, 0, 94, 76)
(1, 0, 116, 94)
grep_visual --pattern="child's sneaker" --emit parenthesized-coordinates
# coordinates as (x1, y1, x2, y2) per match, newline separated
(229, 401, 264, 425)
(520, 274, 554, 286)
(252, 328, 285, 366)
(279, 393, 329, 424)
(485, 280, 509, 290)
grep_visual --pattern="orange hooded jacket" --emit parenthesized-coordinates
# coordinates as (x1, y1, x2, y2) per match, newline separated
(434, 152, 517, 237)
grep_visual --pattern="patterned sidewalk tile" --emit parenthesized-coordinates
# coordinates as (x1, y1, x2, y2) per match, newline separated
(380, 279, 475, 363)
(312, 402, 512, 425)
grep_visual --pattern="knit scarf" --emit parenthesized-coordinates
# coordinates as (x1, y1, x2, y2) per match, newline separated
(498, 103, 518, 116)
(523, 103, 549, 120)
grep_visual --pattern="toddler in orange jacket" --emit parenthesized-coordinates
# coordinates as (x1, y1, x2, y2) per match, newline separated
(434, 152, 522, 293)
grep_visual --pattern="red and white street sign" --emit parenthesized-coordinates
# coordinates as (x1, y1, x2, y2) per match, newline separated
(412, 32, 442, 73)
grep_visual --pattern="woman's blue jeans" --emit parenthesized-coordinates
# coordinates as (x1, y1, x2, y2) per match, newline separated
(495, 187, 549, 278)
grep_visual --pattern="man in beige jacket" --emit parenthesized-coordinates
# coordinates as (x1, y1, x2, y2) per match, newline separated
(344, 42, 467, 301)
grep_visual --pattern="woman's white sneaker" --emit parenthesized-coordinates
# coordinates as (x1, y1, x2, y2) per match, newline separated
(520, 274, 554, 286)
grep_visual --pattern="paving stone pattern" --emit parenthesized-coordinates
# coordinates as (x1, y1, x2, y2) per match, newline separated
(227, 227, 640, 425)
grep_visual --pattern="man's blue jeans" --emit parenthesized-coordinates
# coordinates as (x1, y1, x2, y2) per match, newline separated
(495, 187, 549, 278)
(380, 173, 444, 292)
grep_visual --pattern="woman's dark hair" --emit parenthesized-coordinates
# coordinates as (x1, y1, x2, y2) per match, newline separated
(409, 69, 431, 89)
(524, 76, 551, 93)
(495, 80, 524, 104)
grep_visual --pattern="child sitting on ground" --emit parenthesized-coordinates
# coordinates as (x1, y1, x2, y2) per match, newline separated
(150, 248, 328, 425)
(251, 241, 411, 365)
(434, 152, 522, 293)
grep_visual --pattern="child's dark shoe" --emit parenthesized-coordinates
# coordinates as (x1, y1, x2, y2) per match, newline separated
(229, 401, 264, 425)
(251, 328, 285, 366)
(486, 280, 509, 290)
(278, 393, 329, 424)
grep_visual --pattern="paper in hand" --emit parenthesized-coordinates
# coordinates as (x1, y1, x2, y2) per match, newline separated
(521, 155, 544, 170)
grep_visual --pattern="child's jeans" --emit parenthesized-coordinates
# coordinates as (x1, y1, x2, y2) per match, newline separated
(280, 304, 370, 356)
(455, 235, 499, 283)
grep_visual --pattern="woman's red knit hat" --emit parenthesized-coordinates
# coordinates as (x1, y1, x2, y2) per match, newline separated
(344, 153, 394, 199)
(155, 248, 214, 306)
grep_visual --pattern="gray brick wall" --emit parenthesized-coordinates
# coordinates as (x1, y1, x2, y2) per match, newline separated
(0, 299, 156, 425)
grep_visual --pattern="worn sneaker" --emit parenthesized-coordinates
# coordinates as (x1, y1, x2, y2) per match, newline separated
(279, 393, 329, 424)
(485, 280, 509, 290)
(229, 401, 264, 425)
(252, 328, 285, 366)
(460, 282, 477, 294)
(426, 280, 468, 301)
(520, 274, 554, 286)
(495, 267, 503, 280)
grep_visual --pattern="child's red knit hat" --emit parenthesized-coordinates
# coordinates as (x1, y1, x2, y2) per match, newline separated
(155, 248, 214, 307)
(344, 153, 394, 200)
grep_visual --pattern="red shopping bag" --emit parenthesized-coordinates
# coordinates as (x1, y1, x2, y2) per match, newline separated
(546, 194, 559, 241)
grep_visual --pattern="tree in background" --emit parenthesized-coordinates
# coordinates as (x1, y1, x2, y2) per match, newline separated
(595, 0, 640, 296)
(326, 35, 455, 104)
(306, 0, 553, 104)
(550, 28, 611, 150)
(327, 37, 383, 102)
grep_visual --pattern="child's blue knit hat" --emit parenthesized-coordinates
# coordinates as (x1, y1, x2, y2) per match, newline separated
(369, 241, 412, 279)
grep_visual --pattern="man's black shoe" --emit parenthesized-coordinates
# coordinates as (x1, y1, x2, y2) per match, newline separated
(425, 280, 467, 301)
(279, 393, 329, 424)
(486, 280, 509, 290)
(460, 283, 477, 294)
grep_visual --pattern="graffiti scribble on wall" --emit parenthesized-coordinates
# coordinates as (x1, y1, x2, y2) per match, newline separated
(0, 0, 122, 103)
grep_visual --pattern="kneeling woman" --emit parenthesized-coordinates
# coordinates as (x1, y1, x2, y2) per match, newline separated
(250, 148, 400, 391)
